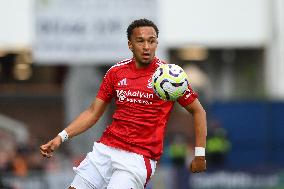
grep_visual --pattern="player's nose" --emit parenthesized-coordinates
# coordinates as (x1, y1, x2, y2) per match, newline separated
(143, 41, 150, 50)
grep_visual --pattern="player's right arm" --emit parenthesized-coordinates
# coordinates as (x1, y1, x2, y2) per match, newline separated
(40, 98, 108, 158)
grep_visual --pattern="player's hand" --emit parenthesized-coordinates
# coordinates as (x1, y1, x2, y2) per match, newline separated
(40, 136, 62, 158)
(190, 156, 206, 173)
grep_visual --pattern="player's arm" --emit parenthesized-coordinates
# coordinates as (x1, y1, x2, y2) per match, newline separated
(63, 98, 108, 138)
(40, 98, 108, 158)
(184, 98, 207, 173)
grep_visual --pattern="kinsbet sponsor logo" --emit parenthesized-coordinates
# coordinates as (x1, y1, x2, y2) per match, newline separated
(116, 90, 154, 104)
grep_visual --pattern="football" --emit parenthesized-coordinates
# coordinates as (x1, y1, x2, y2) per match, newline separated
(152, 64, 189, 101)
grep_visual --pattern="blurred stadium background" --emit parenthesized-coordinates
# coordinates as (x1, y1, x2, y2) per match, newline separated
(0, 0, 284, 188)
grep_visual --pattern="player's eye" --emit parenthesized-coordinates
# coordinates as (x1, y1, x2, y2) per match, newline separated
(150, 40, 156, 44)
(149, 38, 157, 44)
(136, 38, 144, 43)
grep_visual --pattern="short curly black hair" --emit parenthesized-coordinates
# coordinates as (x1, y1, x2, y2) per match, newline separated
(127, 18, 159, 40)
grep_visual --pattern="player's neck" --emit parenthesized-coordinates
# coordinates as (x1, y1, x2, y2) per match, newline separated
(133, 57, 155, 69)
(135, 62, 150, 69)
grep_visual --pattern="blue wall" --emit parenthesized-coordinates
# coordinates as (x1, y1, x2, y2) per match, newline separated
(209, 101, 284, 169)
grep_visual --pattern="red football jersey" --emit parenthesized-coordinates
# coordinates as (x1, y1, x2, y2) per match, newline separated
(97, 57, 197, 160)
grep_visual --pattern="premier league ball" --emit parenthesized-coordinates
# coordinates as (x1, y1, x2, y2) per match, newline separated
(152, 64, 189, 101)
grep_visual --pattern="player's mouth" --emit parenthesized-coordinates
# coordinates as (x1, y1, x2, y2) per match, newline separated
(142, 52, 151, 59)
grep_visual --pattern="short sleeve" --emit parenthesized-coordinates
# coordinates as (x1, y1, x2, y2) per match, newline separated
(96, 69, 115, 102)
(177, 85, 198, 107)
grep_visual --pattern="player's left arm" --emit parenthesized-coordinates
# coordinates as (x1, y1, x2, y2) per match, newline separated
(184, 98, 207, 173)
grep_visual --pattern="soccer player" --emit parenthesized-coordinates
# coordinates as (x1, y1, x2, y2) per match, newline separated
(40, 18, 207, 189)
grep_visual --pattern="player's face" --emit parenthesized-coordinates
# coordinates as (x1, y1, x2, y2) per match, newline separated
(128, 26, 158, 68)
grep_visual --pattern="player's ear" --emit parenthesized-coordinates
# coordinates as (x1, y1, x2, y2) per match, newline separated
(128, 40, 133, 51)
